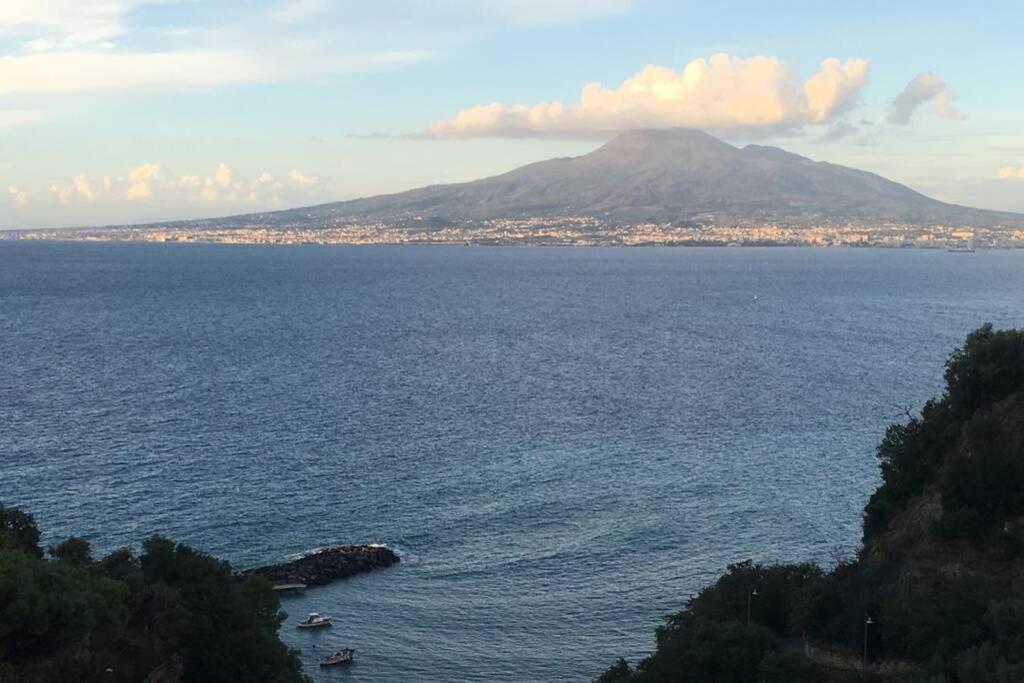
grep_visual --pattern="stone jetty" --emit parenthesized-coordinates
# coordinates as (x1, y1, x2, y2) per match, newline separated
(245, 545, 400, 587)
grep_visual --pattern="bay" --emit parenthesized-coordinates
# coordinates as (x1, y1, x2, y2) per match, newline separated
(2, 242, 1023, 681)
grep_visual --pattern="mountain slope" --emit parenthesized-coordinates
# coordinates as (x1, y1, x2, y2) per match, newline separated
(192, 128, 1023, 228)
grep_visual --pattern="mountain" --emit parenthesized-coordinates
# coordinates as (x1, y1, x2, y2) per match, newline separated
(199, 128, 1021, 230)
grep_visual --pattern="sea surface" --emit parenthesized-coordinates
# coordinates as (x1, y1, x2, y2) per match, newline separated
(3, 242, 1024, 681)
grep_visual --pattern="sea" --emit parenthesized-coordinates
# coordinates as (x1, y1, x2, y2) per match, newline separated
(3, 242, 1023, 681)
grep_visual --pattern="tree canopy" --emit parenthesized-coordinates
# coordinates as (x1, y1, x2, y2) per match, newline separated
(0, 516, 307, 682)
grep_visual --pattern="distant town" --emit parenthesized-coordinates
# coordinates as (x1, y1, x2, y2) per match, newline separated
(4, 214, 1024, 248)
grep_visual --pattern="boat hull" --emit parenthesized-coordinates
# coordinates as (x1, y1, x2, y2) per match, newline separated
(297, 621, 331, 629)
(319, 659, 353, 667)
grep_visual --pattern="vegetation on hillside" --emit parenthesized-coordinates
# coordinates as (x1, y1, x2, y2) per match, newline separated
(0, 511, 307, 682)
(600, 324, 1024, 682)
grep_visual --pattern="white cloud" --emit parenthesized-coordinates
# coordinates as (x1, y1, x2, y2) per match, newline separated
(73, 175, 95, 202)
(7, 186, 28, 207)
(0, 48, 431, 97)
(248, 171, 284, 201)
(1, 0, 554, 101)
(425, 54, 870, 139)
(125, 182, 152, 200)
(0, 0, 622, 131)
(0, 1, 430, 100)
(214, 163, 233, 188)
(998, 166, 1024, 180)
(48, 175, 98, 204)
(887, 73, 964, 125)
(289, 168, 319, 185)
(0, 51, 280, 95)
(124, 163, 161, 200)
(803, 58, 870, 123)
(0, 0, 170, 50)
(21, 162, 330, 213)
(129, 163, 161, 181)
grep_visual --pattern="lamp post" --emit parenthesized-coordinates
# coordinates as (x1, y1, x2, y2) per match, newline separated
(747, 588, 759, 625)
(863, 615, 874, 676)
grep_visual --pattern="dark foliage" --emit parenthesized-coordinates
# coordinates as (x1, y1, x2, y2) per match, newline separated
(944, 324, 1024, 421)
(936, 404, 1024, 548)
(599, 325, 1024, 682)
(0, 516, 306, 682)
(48, 536, 93, 566)
(598, 562, 821, 682)
(0, 549, 127, 664)
(0, 504, 43, 558)
(863, 324, 1024, 541)
(685, 561, 823, 637)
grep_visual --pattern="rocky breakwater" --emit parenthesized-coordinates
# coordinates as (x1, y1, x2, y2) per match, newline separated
(245, 545, 400, 587)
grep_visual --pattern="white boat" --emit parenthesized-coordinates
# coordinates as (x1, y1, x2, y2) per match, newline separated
(319, 648, 355, 666)
(297, 612, 332, 629)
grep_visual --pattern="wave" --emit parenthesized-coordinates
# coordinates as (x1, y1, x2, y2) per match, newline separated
(282, 546, 330, 562)
(370, 542, 416, 563)
(281, 543, 415, 564)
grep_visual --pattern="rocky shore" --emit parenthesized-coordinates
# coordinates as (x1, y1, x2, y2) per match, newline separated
(245, 545, 400, 587)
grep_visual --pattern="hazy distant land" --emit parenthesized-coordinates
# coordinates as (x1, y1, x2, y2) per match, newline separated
(5, 129, 1024, 248)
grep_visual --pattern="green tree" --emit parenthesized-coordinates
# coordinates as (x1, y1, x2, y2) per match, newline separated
(0, 508, 306, 682)
(0, 504, 43, 558)
(944, 324, 1024, 420)
(0, 549, 127, 662)
(48, 536, 93, 566)
(136, 535, 301, 682)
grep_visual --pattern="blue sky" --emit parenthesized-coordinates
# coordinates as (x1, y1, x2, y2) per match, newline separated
(2, 0, 1022, 228)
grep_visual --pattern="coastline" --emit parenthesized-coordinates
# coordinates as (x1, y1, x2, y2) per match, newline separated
(2, 233, 1022, 249)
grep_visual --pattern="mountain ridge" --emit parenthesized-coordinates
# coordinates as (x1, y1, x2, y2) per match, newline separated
(150, 128, 1024, 230)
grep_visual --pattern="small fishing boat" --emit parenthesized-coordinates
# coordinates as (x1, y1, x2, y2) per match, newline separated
(297, 613, 332, 629)
(319, 648, 355, 666)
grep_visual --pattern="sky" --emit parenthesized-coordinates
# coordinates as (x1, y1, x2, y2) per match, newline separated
(1, 0, 1022, 228)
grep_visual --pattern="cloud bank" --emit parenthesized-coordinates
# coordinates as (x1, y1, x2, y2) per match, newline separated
(425, 54, 870, 138)
(0, 48, 430, 97)
(887, 73, 964, 125)
(0, 0, 630, 105)
(9, 162, 328, 213)
(0, 51, 279, 95)
(999, 166, 1024, 181)
(0, 0, 162, 49)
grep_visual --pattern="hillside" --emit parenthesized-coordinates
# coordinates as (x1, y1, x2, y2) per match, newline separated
(178, 129, 1024, 230)
(600, 324, 1024, 682)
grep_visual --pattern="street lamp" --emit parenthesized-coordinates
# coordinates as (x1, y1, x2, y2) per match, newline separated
(747, 588, 759, 625)
(863, 616, 875, 675)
